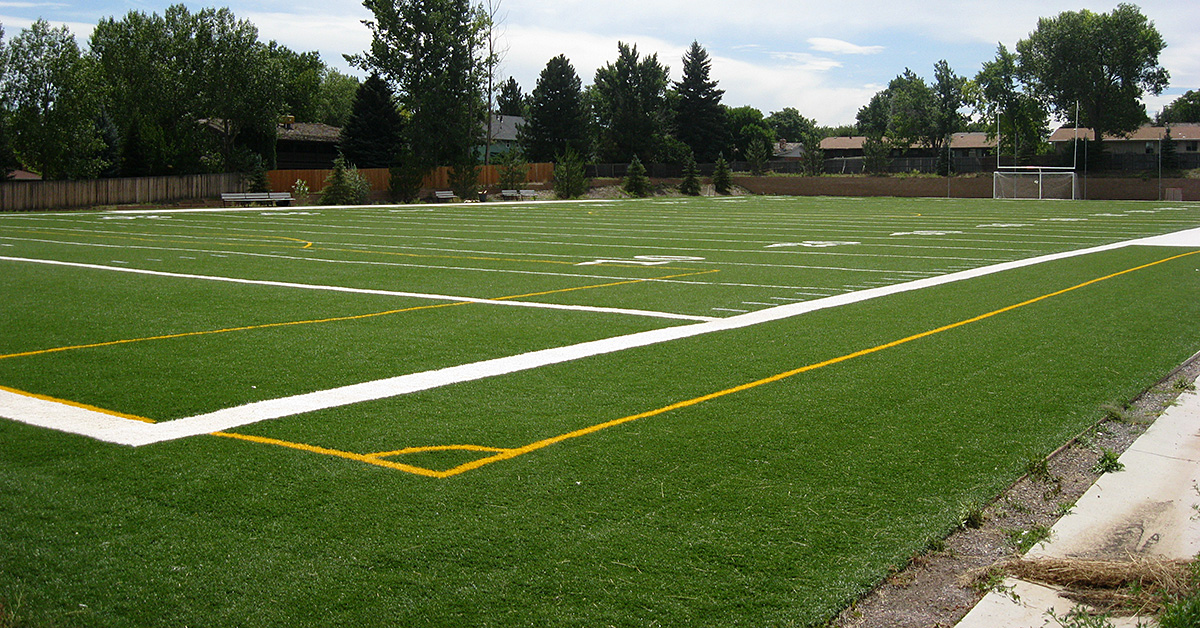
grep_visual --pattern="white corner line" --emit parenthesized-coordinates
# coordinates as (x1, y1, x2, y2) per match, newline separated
(3, 229, 1198, 447)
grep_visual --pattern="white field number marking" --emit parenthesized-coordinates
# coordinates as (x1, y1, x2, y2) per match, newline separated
(765, 241, 860, 248)
(575, 255, 705, 266)
(891, 230, 963, 236)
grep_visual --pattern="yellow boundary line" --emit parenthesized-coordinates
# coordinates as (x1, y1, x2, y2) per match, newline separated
(215, 249, 1200, 479)
(0, 269, 717, 361)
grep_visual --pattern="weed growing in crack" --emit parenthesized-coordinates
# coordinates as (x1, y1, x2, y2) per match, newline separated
(1045, 605, 1116, 628)
(1007, 525, 1052, 554)
(972, 566, 1020, 603)
(1091, 449, 1125, 475)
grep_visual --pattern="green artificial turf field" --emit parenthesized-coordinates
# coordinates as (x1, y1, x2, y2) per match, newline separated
(1, 196, 1199, 626)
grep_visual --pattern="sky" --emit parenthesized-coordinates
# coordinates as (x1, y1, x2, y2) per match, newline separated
(3, 0, 1197, 128)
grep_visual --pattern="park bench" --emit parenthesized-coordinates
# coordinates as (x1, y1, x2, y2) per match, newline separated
(434, 190, 458, 202)
(221, 192, 294, 207)
(500, 189, 537, 200)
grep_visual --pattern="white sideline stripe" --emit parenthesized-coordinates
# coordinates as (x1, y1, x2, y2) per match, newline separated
(4, 229, 1199, 446)
(0, 256, 714, 323)
(0, 389, 152, 443)
(1130, 226, 1200, 247)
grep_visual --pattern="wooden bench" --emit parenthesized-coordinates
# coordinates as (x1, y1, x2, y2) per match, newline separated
(434, 190, 458, 202)
(221, 192, 293, 207)
(501, 189, 537, 201)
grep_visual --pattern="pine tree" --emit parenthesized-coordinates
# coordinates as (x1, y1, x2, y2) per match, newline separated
(520, 55, 589, 163)
(624, 155, 649, 197)
(712, 154, 731, 195)
(1162, 127, 1179, 171)
(679, 152, 700, 196)
(592, 43, 669, 164)
(672, 41, 727, 163)
(339, 73, 404, 169)
(746, 138, 770, 176)
(497, 77, 526, 116)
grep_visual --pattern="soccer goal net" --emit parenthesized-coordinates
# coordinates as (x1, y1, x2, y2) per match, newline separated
(993, 170, 1078, 200)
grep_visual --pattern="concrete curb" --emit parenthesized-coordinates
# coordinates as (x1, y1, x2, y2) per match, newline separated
(955, 388, 1200, 627)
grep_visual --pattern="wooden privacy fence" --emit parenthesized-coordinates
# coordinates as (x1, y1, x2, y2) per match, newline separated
(270, 163, 555, 194)
(0, 173, 244, 212)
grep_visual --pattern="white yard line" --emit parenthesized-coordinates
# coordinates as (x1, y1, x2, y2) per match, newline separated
(0, 255, 714, 323)
(3, 228, 1198, 447)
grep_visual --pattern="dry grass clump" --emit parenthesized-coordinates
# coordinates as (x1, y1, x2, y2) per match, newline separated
(968, 557, 1196, 615)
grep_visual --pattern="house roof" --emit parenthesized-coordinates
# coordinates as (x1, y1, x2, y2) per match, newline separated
(1048, 124, 1200, 143)
(483, 115, 524, 142)
(818, 132, 996, 151)
(277, 122, 341, 143)
(821, 136, 868, 150)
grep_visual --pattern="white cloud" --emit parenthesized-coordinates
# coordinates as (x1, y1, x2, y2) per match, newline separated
(767, 52, 842, 73)
(241, 9, 372, 74)
(808, 38, 883, 56)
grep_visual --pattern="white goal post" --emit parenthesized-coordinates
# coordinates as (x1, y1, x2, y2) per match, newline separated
(993, 168, 1078, 200)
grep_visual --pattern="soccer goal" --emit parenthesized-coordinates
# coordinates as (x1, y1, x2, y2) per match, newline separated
(993, 167, 1078, 200)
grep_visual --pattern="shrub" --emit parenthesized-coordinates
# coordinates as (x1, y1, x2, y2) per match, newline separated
(449, 158, 480, 201)
(553, 147, 589, 199)
(679, 153, 701, 196)
(712, 154, 732, 195)
(496, 148, 527, 191)
(624, 155, 648, 197)
(290, 179, 310, 204)
(320, 154, 371, 205)
(389, 150, 425, 203)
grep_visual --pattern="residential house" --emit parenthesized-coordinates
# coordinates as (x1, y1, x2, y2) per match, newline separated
(479, 114, 524, 161)
(1048, 124, 1200, 156)
(275, 120, 341, 170)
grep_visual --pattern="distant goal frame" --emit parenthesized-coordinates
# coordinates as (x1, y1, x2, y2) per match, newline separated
(993, 166, 1079, 200)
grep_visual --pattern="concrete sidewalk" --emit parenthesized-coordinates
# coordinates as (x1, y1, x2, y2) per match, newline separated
(956, 387, 1200, 627)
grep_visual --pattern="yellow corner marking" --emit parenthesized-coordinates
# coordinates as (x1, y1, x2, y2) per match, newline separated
(0, 384, 157, 424)
(210, 431, 449, 478)
(367, 444, 514, 459)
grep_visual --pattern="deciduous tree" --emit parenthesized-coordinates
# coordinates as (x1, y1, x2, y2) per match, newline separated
(974, 43, 1049, 162)
(1017, 3, 1168, 155)
(354, 0, 487, 179)
(5, 19, 105, 179)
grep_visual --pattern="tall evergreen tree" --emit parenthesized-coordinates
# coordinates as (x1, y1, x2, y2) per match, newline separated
(592, 42, 669, 163)
(496, 77, 526, 116)
(340, 73, 404, 168)
(672, 41, 726, 163)
(520, 55, 589, 163)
